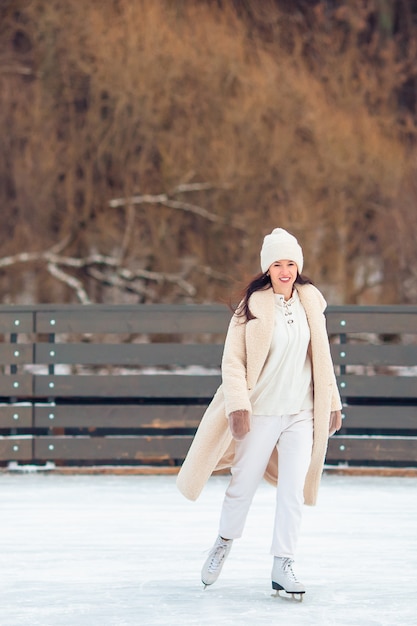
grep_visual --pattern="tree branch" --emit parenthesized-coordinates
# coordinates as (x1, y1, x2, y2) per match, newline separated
(108, 182, 243, 229)
(46, 263, 91, 304)
(109, 192, 224, 223)
(0, 182, 231, 302)
(1, 246, 197, 301)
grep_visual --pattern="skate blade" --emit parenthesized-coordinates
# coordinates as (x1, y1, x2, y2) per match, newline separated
(272, 589, 305, 603)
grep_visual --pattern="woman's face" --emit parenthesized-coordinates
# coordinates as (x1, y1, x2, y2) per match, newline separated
(268, 259, 297, 297)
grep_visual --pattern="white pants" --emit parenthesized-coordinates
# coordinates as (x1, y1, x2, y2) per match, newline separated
(218, 409, 313, 558)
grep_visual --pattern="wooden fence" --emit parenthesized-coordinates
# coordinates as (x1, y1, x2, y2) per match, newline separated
(0, 304, 416, 469)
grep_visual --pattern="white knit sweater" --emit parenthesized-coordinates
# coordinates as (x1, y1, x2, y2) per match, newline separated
(250, 290, 313, 416)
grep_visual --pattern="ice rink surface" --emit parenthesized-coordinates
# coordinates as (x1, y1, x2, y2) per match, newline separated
(1, 471, 416, 626)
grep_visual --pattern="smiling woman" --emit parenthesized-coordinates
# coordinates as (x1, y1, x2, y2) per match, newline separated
(260, 228, 303, 301)
(177, 227, 342, 600)
(267, 260, 298, 300)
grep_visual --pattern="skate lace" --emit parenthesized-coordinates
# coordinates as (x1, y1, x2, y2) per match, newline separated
(208, 541, 228, 573)
(282, 558, 299, 583)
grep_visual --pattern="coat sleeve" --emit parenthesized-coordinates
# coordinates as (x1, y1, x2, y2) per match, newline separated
(319, 292, 343, 412)
(311, 285, 343, 413)
(221, 312, 252, 417)
(331, 379, 343, 411)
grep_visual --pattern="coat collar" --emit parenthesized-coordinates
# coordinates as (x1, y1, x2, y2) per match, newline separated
(247, 286, 274, 320)
(248, 283, 325, 318)
(247, 283, 327, 338)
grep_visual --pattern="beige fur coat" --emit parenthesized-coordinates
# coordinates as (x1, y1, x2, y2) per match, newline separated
(176, 283, 342, 506)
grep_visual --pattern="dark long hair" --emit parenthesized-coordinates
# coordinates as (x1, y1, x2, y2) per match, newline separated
(234, 272, 313, 322)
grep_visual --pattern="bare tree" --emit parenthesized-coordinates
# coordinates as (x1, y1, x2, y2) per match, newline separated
(1, 0, 416, 305)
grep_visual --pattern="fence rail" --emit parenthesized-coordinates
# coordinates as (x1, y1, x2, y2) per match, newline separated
(0, 303, 416, 469)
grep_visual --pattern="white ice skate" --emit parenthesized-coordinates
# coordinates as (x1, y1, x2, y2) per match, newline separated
(201, 536, 233, 588)
(271, 557, 305, 602)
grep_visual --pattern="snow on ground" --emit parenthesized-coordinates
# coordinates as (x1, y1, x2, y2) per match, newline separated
(0, 472, 416, 626)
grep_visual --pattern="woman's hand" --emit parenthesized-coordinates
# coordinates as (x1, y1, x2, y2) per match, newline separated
(329, 410, 342, 436)
(228, 410, 250, 440)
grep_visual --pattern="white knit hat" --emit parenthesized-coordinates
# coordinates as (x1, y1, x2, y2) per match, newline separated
(260, 228, 303, 273)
